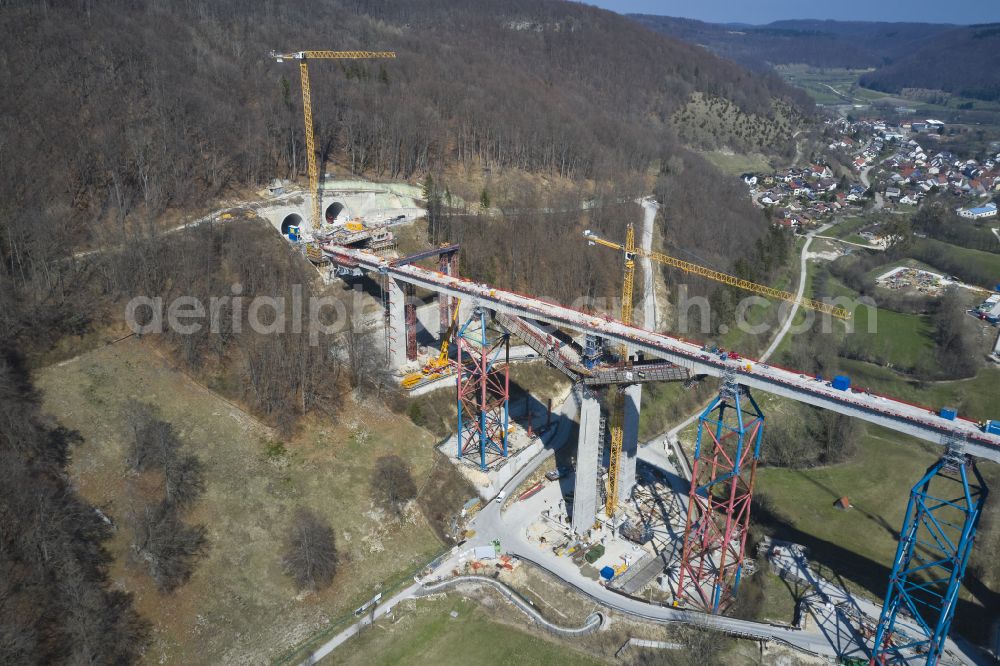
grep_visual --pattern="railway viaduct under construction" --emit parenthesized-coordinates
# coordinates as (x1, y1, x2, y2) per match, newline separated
(319, 238, 999, 666)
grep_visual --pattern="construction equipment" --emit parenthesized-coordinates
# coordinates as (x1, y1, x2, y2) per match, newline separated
(584, 228, 852, 321)
(402, 298, 461, 389)
(603, 223, 636, 517)
(270, 50, 396, 229)
(585, 219, 851, 519)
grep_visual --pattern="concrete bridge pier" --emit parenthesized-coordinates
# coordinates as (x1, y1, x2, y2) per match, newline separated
(438, 251, 459, 337)
(386, 277, 407, 370)
(572, 387, 602, 534)
(619, 384, 642, 505)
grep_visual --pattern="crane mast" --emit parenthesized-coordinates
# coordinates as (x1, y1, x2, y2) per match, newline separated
(605, 222, 636, 517)
(586, 214, 851, 518)
(271, 50, 396, 229)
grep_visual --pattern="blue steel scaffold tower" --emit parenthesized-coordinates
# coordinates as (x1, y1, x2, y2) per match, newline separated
(455, 307, 510, 471)
(870, 439, 987, 666)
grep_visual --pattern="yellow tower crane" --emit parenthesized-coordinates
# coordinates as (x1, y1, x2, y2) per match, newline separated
(585, 222, 851, 517)
(603, 223, 635, 517)
(271, 50, 396, 229)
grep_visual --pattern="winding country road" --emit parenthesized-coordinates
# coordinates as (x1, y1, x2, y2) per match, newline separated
(759, 221, 833, 362)
(861, 165, 884, 211)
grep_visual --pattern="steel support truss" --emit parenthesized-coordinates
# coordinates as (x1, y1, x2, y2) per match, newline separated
(676, 374, 764, 613)
(405, 283, 418, 361)
(456, 307, 510, 471)
(870, 441, 987, 666)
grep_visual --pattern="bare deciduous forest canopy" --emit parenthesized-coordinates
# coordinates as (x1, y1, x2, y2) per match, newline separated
(0, 0, 813, 350)
(635, 16, 1000, 102)
(1, 0, 807, 260)
(0, 1, 814, 662)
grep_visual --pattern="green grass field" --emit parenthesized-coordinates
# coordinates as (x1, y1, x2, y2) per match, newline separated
(829, 216, 868, 240)
(845, 304, 936, 370)
(756, 426, 1000, 641)
(910, 238, 1000, 288)
(702, 150, 773, 176)
(327, 596, 605, 666)
(774, 65, 880, 105)
(756, 427, 938, 599)
(38, 340, 450, 665)
(837, 361, 1000, 421)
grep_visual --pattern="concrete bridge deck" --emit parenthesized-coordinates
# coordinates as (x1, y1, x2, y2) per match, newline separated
(321, 243, 1000, 463)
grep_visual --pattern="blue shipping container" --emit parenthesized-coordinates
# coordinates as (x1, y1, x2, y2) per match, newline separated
(832, 375, 851, 391)
(940, 407, 957, 421)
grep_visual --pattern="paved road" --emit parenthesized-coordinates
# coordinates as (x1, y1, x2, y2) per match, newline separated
(461, 438, 991, 665)
(759, 221, 833, 363)
(861, 166, 884, 211)
(770, 549, 982, 665)
(638, 197, 659, 329)
(813, 234, 884, 251)
(659, 217, 834, 451)
(460, 443, 856, 660)
(299, 582, 421, 665)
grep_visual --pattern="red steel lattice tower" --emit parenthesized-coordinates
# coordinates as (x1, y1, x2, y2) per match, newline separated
(405, 283, 418, 361)
(456, 307, 510, 471)
(438, 250, 459, 337)
(675, 373, 765, 613)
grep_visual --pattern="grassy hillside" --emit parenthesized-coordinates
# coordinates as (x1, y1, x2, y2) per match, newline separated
(327, 596, 604, 666)
(672, 93, 803, 155)
(38, 339, 464, 664)
(756, 427, 1000, 642)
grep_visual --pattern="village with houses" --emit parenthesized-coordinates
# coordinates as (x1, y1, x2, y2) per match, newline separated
(743, 116, 1000, 231)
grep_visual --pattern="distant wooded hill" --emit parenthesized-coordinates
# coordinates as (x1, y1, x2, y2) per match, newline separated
(0, 0, 808, 253)
(631, 16, 1000, 101)
(859, 24, 1000, 101)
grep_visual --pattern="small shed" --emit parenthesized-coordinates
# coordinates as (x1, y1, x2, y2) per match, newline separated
(834, 496, 853, 511)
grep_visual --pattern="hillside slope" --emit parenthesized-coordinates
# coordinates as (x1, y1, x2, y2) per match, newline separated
(631, 15, 954, 70)
(634, 15, 1000, 103)
(0, 0, 808, 251)
(859, 24, 1000, 101)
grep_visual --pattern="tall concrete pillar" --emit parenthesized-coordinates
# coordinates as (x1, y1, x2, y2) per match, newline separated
(438, 254, 451, 337)
(619, 384, 642, 506)
(386, 277, 408, 370)
(572, 388, 602, 535)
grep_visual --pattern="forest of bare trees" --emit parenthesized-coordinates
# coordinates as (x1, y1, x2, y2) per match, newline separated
(0, 0, 809, 276)
(0, 348, 149, 662)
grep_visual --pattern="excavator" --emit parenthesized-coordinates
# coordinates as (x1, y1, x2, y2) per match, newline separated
(402, 299, 461, 389)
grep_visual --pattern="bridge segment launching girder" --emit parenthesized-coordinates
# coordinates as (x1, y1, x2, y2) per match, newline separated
(870, 440, 987, 666)
(676, 373, 764, 614)
(456, 308, 510, 471)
